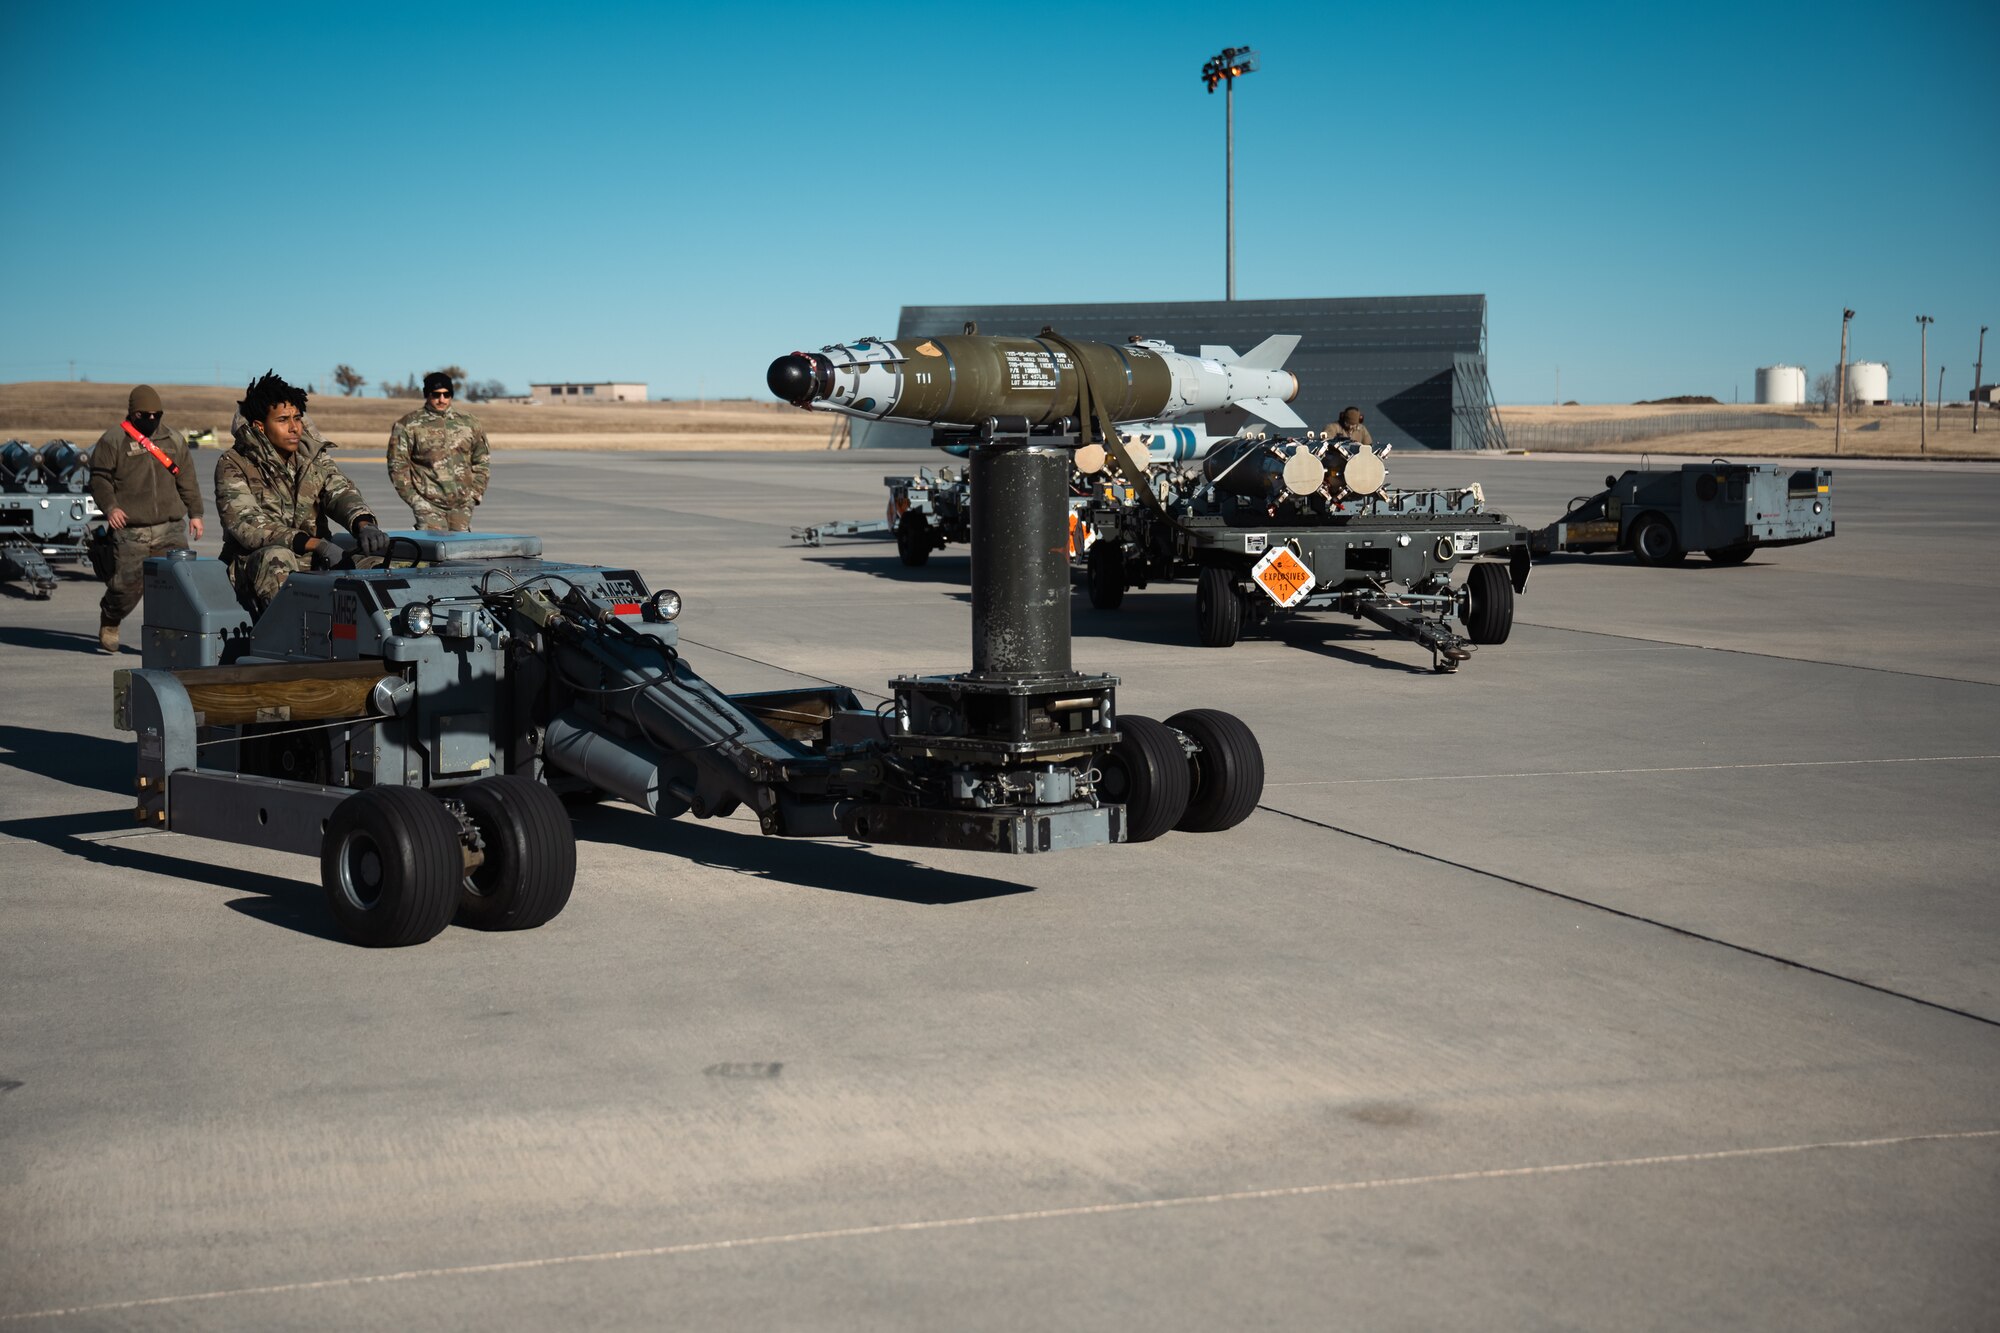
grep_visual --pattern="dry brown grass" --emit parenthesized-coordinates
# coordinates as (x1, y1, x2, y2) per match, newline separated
(0, 382, 835, 451)
(1495, 402, 2000, 459)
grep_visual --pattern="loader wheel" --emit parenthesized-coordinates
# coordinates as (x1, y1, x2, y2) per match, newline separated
(1165, 709, 1264, 833)
(1196, 565, 1244, 647)
(1463, 562, 1515, 645)
(321, 786, 463, 947)
(1704, 544, 1754, 566)
(453, 776, 577, 931)
(1087, 541, 1125, 610)
(1099, 715, 1190, 843)
(896, 512, 931, 567)
(1630, 514, 1685, 566)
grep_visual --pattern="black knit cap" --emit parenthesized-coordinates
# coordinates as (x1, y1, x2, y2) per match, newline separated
(422, 371, 454, 395)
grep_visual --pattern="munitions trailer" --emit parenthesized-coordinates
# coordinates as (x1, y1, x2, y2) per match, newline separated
(1531, 462, 1834, 565)
(1, 439, 100, 597)
(1076, 436, 1533, 672)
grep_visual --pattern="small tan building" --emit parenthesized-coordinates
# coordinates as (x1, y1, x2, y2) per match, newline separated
(530, 381, 648, 403)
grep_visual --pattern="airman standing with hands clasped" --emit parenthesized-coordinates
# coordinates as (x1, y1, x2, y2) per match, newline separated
(387, 371, 489, 531)
(89, 384, 204, 654)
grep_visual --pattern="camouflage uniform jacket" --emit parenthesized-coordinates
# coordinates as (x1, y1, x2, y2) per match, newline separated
(214, 423, 375, 564)
(89, 423, 203, 527)
(387, 405, 490, 513)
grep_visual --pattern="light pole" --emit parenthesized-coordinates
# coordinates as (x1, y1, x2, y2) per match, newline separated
(1975, 326, 1988, 435)
(1835, 309, 1854, 455)
(1937, 364, 1947, 434)
(1917, 314, 1933, 454)
(1202, 45, 1259, 301)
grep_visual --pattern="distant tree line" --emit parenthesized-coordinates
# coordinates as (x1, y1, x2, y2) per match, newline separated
(327, 363, 509, 401)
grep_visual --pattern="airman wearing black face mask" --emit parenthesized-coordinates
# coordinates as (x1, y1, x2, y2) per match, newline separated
(88, 385, 205, 654)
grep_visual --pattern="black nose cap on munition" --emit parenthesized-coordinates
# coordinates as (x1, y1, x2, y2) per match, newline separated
(767, 353, 831, 406)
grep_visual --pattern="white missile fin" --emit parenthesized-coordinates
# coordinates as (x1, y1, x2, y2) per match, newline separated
(1242, 397, 1307, 429)
(1198, 345, 1240, 361)
(1234, 334, 1301, 370)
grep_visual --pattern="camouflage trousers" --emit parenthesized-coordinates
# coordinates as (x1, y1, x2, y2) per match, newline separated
(100, 520, 189, 625)
(231, 546, 310, 613)
(408, 502, 472, 532)
(231, 545, 385, 612)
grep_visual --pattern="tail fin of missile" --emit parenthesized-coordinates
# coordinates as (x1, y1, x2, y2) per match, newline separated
(1205, 397, 1307, 436)
(1199, 345, 1239, 361)
(1234, 334, 1300, 370)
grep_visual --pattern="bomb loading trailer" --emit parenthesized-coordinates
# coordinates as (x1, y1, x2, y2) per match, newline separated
(114, 469, 1263, 947)
(1, 439, 100, 597)
(1077, 435, 1532, 672)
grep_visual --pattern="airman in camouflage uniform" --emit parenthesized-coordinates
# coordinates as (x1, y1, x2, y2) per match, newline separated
(387, 371, 489, 531)
(1327, 406, 1375, 447)
(215, 371, 388, 612)
(89, 384, 205, 653)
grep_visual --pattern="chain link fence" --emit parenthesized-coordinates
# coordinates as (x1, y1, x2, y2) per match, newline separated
(1501, 411, 1821, 452)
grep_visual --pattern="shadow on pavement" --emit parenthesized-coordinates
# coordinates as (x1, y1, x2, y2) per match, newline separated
(579, 804, 1032, 905)
(0, 623, 110, 652)
(0, 725, 132, 792)
(0, 809, 348, 944)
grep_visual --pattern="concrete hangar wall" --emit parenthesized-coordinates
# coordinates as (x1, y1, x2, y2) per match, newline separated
(851, 295, 1507, 451)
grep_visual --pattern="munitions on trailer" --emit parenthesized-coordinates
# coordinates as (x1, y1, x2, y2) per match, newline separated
(1, 439, 101, 597)
(769, 333, 1306, 435)
(1077, 433, 1532, 672)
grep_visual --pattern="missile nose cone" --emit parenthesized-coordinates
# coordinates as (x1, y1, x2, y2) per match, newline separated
(767, 352, 831, 407)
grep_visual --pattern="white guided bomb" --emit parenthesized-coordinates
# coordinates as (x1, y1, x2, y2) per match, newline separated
(769, 332, 1306, 436)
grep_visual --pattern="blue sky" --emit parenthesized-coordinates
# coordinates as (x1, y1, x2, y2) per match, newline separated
(3, 1, 1994, 404)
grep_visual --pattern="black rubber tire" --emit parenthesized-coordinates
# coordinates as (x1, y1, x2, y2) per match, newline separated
(1086, 541, 1125, 610)
(1630, 514, 1685, 566)
(1165, 709, 1264, 833)
(321, 786, 464, 947)
(1099, 714, 1191, 843)
(1704, 544, 1754, 566)
(1463, 562, 1515, 645)
(454, 776, 577, 931)
(1196, 564, 1243, 647)
(895, 511, 931, 567)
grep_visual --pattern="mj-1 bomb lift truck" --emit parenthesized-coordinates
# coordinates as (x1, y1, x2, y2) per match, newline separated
(1530, 461, 1834, 565)
(114, 437, 1264, 948)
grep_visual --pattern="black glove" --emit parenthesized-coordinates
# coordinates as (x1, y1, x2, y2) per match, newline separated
(353, 519, 389, 557)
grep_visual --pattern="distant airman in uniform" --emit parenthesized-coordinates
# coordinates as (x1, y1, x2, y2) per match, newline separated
(215, 370, 388, 612)
(387, 371, 489, 531)
(1328, 406, 1374, 446)
(89, 384, 205, 653)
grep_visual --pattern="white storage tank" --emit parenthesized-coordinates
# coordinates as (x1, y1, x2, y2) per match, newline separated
(1843, 361, 1890, 405)
(1755, 365, 1806, 405)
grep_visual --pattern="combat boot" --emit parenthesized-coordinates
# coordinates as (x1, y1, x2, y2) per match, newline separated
(98, 622, 119, 655)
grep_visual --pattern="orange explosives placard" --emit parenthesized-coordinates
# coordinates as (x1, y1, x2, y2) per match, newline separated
(1251, 546, 1315, 607)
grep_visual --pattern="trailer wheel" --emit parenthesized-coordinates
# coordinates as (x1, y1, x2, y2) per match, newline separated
(1463, 562, 1515, 645)
(1704, 544, 1754, 566)
(1086, 541, 1126, 610)
(1165, 709, 1264, 833)
(1196, 565, 1244, 647)
(895, 512, 931, 567)
(1099, 715, 1190, 843)
(454, 776, 577, 931)
(321, 786, 463, 947)
(1630, 514, 1685, 566)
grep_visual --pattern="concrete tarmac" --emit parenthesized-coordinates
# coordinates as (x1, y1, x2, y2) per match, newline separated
(1, 449, 1995, 1329)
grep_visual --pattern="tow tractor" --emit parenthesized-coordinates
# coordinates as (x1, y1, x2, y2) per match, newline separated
(1530, 461, 1834, 565)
